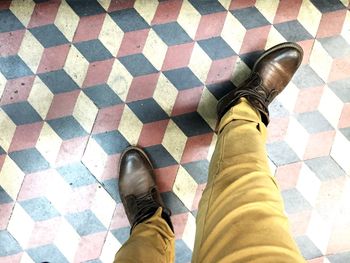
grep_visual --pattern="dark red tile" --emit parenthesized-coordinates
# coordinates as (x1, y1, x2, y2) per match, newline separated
(82, 58, 114, 88)
(138, 119, 169, 147)
(0, 30, 25, 57)
(55, 136, 89, 167)
(338, 103, 350, 129)
(304, 130, 335, 160)
(195, 12, 227, 40)
(239, 25, 271, 54)
(154, 164, 178, 192)
(229, 0, 256, 10)
(117, 29, 149, 57)
(28, 1, 61, 28)
(75, 232, 106, 263)
(92, 104, 124, 134)
(267, 117, 289, 143)
(126, 73, 160, 102)
(328, 56, 350, 82)
(108, 0, 135, 12)
(181, 133, 213, 163)
(46, 90, 80, 120)
(0, 1, 11, 10)
(9, 122, 44, 152)
(0, 75, 35, 106)
(151, 0, 182, 25)
(162, 42, 194, 71)
(0, 155, 5, 171)
(172, 87, 203, 116)
(206, 56, 237, 84)
(294, 86, 324, 113)
(37, 44, 70, 74)
(273, 0, 302, 24)
(275, 161, 302, 190)
(73, 14, 106, 42)
(0, 202, 14, 230)
(110, 203, 129, 229)
(27, 217, 62, 249)
(317, 10, 347, 38)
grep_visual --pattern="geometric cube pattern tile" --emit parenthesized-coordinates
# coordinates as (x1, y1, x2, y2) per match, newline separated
(0, 0, 350, 262)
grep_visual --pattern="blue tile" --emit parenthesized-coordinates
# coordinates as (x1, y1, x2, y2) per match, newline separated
(268, 99, 290, 118)
(175, 240, 192, 263)
(110, 8, 150, 32)
(172, 112, 212, 137)
(267, 141, 300, 166)
(319, 36, 350, 59)
(92, 130, 129, 155)
(328, 78, 350, 103)
(231, 7, 270, 29)
(57, 162, 97, 188)
(239, 50, 263, 67)
(47, 116, 88, 140)
(2, 101, 42, 125)
(102, 178, 121, 203)
(163, 68, 203, 90)
(0, 146, 6, 155)
(29, 24, 69, 48)
(128, 98, 168, 123)
(153, 22, 192, 46)
(85, 259, 103, 263)
(281, 188, 312, 214)
(74, 39, 113, 62)
(9, 148, 49, 173)
(38, 69, 79, 94)
(26, 244, 69, 263)
(328, 251, 350, 263)
(274, 20, 313, 42)
(295, 235, 322, 260)
(206, 80, 236, 100)
(188, 0, 226, 15)
(0, 186, 13, 204)
(340, 127, 350, 142)
(66, 0, 105, 16)
(0, 55, 33, 80)
(305, 156, 346, 181)
(182, 160, 209, 184)
(198, 37, 235, 60)
(119, 54, 157, 77)
(0, 10, 24, 33)
(296, 111, 334, 134)
(0, 230, 22, 256)
(20, 197, 60, 221)
(292, 65, 325, 89)
(111, 226, 131, 244)
(311, 0, 346, 13)
(65, 210, 106, 236)
(84, 84, 122, 108)
(160, 191, 189, 214)
(144, 145, 177, 169)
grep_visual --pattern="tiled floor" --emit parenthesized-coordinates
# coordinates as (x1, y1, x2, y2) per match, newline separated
(0, 0, 350, 262)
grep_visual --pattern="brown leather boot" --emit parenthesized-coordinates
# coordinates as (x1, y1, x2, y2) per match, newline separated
(118, 146, 173, 232)
(217, 42, 303, 126)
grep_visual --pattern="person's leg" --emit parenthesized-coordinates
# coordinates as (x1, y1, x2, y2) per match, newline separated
(114, 147, 175, 263)
(192, 43, 305, 263)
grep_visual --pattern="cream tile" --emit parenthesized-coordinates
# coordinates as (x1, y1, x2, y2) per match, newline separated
(177, 0, 201, 39)
(221, 13, 246, 55)
(197, 87, 217, 130)
(207, 133, 217, 162)
(8, 203, 35, 248)
(100, 232, 121, 263)
(107, 59, 133, 102)
(255, 0, 279, 23)
(97, 0, 110, 11)
(36, 123, 62, 166)
(276, 81, 299, 113)
(0, 110, 16, 152)
(162, 120, 187, 162)
(318, 87, 343, 128)
(27, 77, 54, 120)
(99, 14, 124, 56)
(153, 73, 178, 116)
(182, 212, 196, 251)
(54, 0, 80, 41)
(285, 117, 309, 159)
(218, 0, 230, 9)
(134, 0, 158, 24)
(143, 29, 167, 70)
(18, 30, 44, 73)
(340, 0, 350, 6)
(9, 0, 35, 27)
(296, 164, 321, 206)
(0, 70, 7, 99)
(72, 92, 98, 133)
(268, 157, 276, 175)
(306, 211, 332, 254)
(118, 105, 143, 145)
(341, 11, 350, 44)
(231, 57, 251, 86)
(173, 166, 198, 210)
(20, 253, 35, 263)
(90, 186, 116, 228)
(265, 26, 287, 49)
(297, 0, 322, 37)
(309, 41, 333, 82)
(64, 46, 89, 87)
(82, 139, 108, 181)
(0, 156, 24, 200)
(188, 43, 212, 83)
(331, 131, 350, 175)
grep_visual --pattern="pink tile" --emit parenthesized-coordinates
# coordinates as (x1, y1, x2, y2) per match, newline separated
(154, 164, 178, 192)
(0, 30, 25, 57)
(100, 154, 120, 181)
(37, 44, 70, 74)
(73, 14, 106, 42)
(108, 0, 135, 12)
(162, 42, 194, 71)
(82, 58, 114, 88)
(303, 130, 335, 160)
(307, 257, 325, 263)
(0, 202, 14, 230)
(0, 1, 11, 10)
(316, 10, 347, 38)
(181, 133, 213, 163)
(0, 155, 5, 171)
(288, 210, 312, 236)
(171, 213, 188, 239)
(293, 86, 324, 114)
(126, 73, 160, 102)
(239, 25, 271, 54)
(298, 39, 314, 65)
(55, 136, 89, 167)
(9, 122, 44, 152)
(151, 0, 182, 25)
(28, 0, 61, 28)
(267, 117, 289, 143)
(110, 203, 129, 229)
(338, 103, 350, 129)
(206, 56, 237, 85)
(273, 0, 302, 23)
(229, 0, 256, 10)
(138, 119, 169, 147)
(0, 75, 35, 106)
(328, 56, 350, 82)
(46, 90, 80, 120)
(74, 232, 107, 263)
(275, 162, 302, 190)
(117, 29, 149, 57)
(0, 253, 23, 263)
(195, 12, 227, 40)
(171, 87, 203, 116)
(64, 184, 98, 214)
(191, 183, 206, 211)
(91, 104, 125, 134)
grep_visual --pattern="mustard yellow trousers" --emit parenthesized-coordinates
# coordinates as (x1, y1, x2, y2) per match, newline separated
(114, 98, 305, 263)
